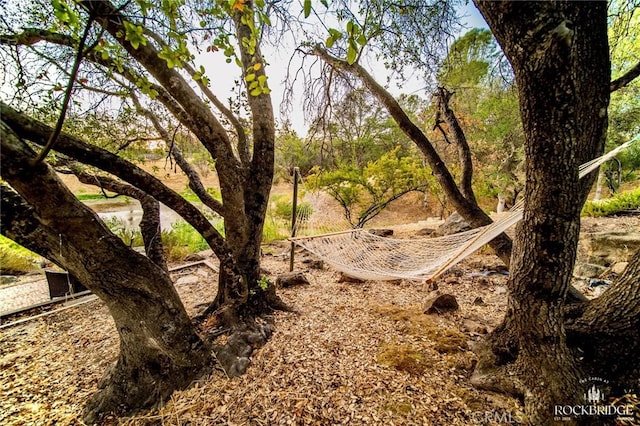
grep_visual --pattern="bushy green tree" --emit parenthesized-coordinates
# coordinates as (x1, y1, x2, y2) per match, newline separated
(307, 146, 433, 227)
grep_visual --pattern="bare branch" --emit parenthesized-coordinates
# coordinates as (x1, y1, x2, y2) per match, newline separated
(433, 87, 476, 203)
(610, 60, 640, 92)
(32, 15, 96, 166)
(130, 92, 226, 216)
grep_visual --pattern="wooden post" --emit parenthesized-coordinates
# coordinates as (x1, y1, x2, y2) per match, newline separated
(289, 167, 299, 272)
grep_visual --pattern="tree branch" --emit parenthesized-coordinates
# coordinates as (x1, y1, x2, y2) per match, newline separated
(433, 87, 477, 203)
(610, 61, 640, 92)
(32, 15, 96, 165)
(130, 92, 225, 216)
(0, 28, 74, 46)
(69, 164, 168, 272)
(78, 0, 241, 171)
(1, 101, 236, 269)
(141, 27, 250, 166)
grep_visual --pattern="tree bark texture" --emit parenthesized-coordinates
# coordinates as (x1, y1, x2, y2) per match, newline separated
(433, 87, 476, 204)
(0, 123, 212, 423)
(567, 248, 640, 391)
(473, 2, 614, 424)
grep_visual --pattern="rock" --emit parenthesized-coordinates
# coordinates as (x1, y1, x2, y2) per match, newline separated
(276, 272, 310, 288)
(434, 212, 471, 236)
(184, 252, 206, 262)
(175, 275, 199, 285)
(588, 278, 612, 288)
(574, 263, 607, 279)
(494, 286, 507, 295)
(580, 231, 640, 266)
(448, 267, 464, 277)
(260, 267, 272, 275)
(444, 276, 458, 285)
(476, 277, 491, 287)
(337, 273, 364, 283)
(302, 258, 324, 269)
(611, 262, 629, 276)
(227, 357, 251, 377)
(416, 228, 436, 236)
(0, 275, 17, 285)
(369, 228, 394, 237)
(423, 292, 459, 314)
(472, 297, 486, 306)
(461, 320, 488, 334)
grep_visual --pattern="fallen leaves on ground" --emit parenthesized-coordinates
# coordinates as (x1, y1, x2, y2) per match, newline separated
(0, 250, 523, 425)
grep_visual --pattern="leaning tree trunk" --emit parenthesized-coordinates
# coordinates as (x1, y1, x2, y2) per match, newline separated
(0, 122, 212, 423)
(312, 46, 514, 265)
(471, 2, 612, 424)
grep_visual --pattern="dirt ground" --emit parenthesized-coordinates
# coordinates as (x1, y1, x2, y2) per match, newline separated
(2, 213, 638, 426)
(0, 248, 521, 426)
(1, 164, 638, 425)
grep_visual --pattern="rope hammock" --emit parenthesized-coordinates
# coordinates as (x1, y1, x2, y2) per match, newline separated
(290, 138, 638, 282)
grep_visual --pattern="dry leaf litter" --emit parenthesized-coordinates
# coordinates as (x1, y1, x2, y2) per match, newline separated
(1, 245, 526, 426)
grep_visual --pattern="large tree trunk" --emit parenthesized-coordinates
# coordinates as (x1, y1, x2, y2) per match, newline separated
(471, 2, 615, 424)
(567, 248, 640, 392)
(0, 122, 212, 423)
(78, 0, 285, 323)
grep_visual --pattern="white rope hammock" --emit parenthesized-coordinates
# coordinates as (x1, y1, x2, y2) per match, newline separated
(291, 138, 638, 282)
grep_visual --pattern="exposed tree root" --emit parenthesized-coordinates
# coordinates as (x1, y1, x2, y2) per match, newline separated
(83, 342, 211, 425)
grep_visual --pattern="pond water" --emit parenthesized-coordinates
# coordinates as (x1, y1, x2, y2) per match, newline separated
(86, 199, 185, 231)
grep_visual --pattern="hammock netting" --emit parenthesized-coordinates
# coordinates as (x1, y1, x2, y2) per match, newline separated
(290, 138, 637, 282)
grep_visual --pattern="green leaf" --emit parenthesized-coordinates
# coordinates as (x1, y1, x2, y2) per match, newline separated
(123, 21, 147, 50)
(245, 73, 256, 82)
(346, 20, 354, 34)
(250, 87, 262, 96)
(347, 45, 357, 64)
(303, 0, 311, 18)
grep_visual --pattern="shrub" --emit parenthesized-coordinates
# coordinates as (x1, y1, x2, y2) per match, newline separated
(103, 216, 144, 247)
(582, 187, 640, 217)
(162, 220, 212, 261)
(273, 198, 313, 221)
(0, 235, 40, 275)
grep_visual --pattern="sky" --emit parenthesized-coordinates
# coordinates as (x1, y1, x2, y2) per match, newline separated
(197, 2, 489, 136)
